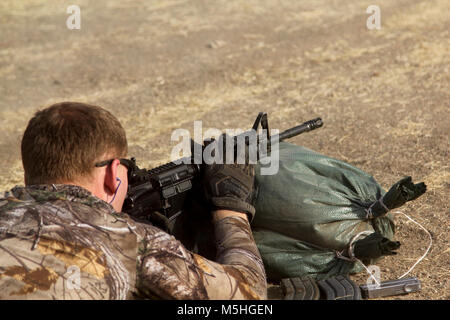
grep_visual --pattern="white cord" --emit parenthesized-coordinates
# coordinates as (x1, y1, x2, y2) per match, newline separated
(336, 210, 432, 285)
(392, 210, 433, 279)
(344, 231, 382, 286)
(348, 211, 432, 285)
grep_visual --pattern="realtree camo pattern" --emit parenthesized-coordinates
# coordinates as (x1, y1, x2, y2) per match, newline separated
(0, 185, 267, 300)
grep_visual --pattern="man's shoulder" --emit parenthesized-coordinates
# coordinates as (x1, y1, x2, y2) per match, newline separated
(0, 185, 99, 209)
(1, 185, 95, 215)
(0, 186, 144, 299)
(0, 187, 42, 226)
(0, 187, 33, 210)
(0, 185, 169, 242)
(0, 185, 125, 235)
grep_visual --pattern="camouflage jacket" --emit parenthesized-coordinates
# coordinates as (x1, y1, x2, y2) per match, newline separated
(0, 184, 267, 300)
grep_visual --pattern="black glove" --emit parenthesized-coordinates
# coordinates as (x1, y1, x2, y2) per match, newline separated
(353, 232, 401, 260)
(202, 134, 256, 221)
(383, 176, 427, 210)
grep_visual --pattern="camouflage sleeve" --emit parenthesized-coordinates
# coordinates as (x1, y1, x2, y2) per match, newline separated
(135, 216, 267, 300)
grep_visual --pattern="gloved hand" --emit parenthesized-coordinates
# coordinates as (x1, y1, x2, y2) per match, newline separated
(353, 232, 401, 260)
(383, 176, 427, 210)
(202, 134, 256, 221)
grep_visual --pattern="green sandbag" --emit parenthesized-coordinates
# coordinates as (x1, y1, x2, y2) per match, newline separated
(176, 141, 425, 281)
(252, 142, 396, 281)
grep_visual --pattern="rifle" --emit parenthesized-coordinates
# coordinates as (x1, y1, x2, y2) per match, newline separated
(122, 112, 323, 232)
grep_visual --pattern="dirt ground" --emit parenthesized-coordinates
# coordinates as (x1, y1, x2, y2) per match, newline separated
(0, 0, 448, 300)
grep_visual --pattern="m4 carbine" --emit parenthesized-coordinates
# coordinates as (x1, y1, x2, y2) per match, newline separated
(122, 113, 323, 232)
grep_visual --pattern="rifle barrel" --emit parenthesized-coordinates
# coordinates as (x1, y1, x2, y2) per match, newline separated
(276, 117, 323, 141)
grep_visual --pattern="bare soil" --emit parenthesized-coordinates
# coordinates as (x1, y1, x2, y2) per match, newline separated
(0, 0, 448, 299)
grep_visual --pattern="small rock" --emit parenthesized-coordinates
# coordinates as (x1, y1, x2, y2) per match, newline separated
(156, 76, 165, 85)
(206, 40, 226, 49)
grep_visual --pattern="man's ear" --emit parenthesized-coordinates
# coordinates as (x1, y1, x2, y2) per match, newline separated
(104, 159, 120, 194)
